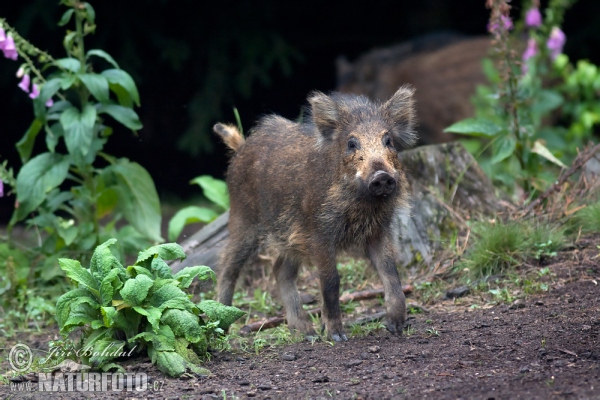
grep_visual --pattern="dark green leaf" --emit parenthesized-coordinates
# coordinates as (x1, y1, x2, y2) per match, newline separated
(55, 58, 81, 73)
(39, 78, 62, 105)
(16, 119, 43, 163)
(150, 257, 174, 279)
(174, 265, 215, 289)
(83, 2, 96, 23)
(14, 152, 70, 220)
(443, 118, 503, 137)
(135, 243, 186, 266)
(168, 206, 218, 241)
(56, 288, 95, 331)
(58, 258, 100, 296)
(100, 268, 122, 306)
(109, 160, 162, 242)
(97, 104, 142, 130)
(119, 274, 154, 306)
(86, 49, 119, 69)
(90, 238, 122, 279)
(161, 309, 203, 343)
(491, 135, 517, 164)
(133, 306, 162, 333)
(79, 73, 109, 103)
(60, 105, 96, 157)
(190, 176, 229, 211)
(58, 9, 74, 26)
(198, 300, 245, 330)
(101, 69, 140, 106)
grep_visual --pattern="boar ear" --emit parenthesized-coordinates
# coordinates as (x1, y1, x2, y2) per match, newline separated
(308, 91, 339, 139)
(384, 85, 417, 149)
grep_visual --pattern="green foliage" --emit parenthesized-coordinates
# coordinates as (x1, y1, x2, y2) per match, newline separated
(445, 0, 598, 194)
(573, 201, 600, 233)
(1, 2, 161, 265)
(56, 239, 244, 377)
(458, 220, 566, 277)
(168, 175, 229, 241)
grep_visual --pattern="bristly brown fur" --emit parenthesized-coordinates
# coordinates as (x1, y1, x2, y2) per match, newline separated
(214, 86, 417, 342)
(213, 123, 245, 152)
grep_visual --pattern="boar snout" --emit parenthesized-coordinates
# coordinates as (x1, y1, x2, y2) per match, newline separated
(368, 170, 396, 196)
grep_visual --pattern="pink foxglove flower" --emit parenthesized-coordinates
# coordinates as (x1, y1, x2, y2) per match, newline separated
(525, 8, 542, 28)
(0, 27, 6, 47)
(522, 38, 538, 73)
(0, 179, 3, 197)
(488, 15, 513, 33)
(547, 27, 566, 60)
(18, 73, 30, 92)
(2, 35, 18, 60)
(29, 83, 40, 99)
(46, 98, 54, 107)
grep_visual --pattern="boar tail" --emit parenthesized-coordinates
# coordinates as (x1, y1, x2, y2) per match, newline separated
(213, 123, 245, 153)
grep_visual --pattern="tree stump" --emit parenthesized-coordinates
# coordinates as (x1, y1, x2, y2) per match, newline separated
(170, 142, 503, 292)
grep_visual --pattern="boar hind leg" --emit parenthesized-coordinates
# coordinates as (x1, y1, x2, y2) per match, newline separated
(274, 256, 316, 338)
(217, 235, 259, 306)
(313, 250, 347, 342)
(368, 240, 406, 335)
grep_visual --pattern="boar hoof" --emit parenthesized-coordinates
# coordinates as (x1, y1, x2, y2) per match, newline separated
(385, 317, 406, 335)
(331, 333, 349, 342)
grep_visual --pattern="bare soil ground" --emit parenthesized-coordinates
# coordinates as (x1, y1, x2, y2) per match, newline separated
(2, 235, 599, 399)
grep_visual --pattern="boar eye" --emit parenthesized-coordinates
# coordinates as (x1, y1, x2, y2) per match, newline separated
(383, 135, 393, 148)
(347, 137, 360, 152)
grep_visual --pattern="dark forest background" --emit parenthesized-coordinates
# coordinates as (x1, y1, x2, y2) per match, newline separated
(1, 0, 599, 223)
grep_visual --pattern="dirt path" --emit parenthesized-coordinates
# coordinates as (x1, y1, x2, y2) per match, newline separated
(2, 238, 599, 399)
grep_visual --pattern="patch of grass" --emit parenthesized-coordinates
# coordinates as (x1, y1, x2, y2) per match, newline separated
(414, 281, 446, 305)
(458, 220, 566, 277)
(349, 320, 386, 337)
(574, 201, 600, 233)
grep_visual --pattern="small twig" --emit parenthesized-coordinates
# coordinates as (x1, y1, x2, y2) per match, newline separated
(238, 285, 413, 334)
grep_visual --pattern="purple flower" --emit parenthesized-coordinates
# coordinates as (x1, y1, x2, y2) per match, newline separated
(525, 8, 542, 28)
(2, 35, 18, 60)
(488, 15, 513, 33)
(522, 38, 538, 73)
(29, 83, 40, 99)
(547, 27, 566, 60)
(46, 98, 54, 107)
(0, 27, 5, 47)
(523, 38, 538, 61)
(18, 74, 30, 92)
(0, 179, 3, 198)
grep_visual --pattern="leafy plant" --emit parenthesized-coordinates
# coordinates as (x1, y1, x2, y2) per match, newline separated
(445, 0, 598, 194)
(1, 1, 161, 265)
(168, 175, 229, 241)
(55, 239, 244, 377)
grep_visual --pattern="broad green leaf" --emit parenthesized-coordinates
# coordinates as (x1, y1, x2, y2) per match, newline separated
(533, 90, 563, 116)
(136, 243, 186, 266)
(60, 105, 97, 157)
(127, 265, 153, 279)
(86, 49, 119, 69)
(491, 135, 517, 164)
(110, 161, 162, 242)
(39, 78, 63, 105)
(58, 258, 100, 296)
(96, 187, 118, 219)
(149, 284, 191, 310)
(61, 75, 77, 90)
(100, 268, 123, 306)
(174, 265, 215, 289)
(56, 288, 95, 330)
(90, 238, 122, 280)
(130, 324, 176, 351)
(153, 350, 188, 377)
(45, 123, 64, 153)
(89, 338, 126, 367)
(198, 300, 245, 331)
(58, 9, 74, 26)
(532, 140, 567, 168)
(119, 274, 154, 306)
(83, 2, 96, 23)
(79, 73, 109, 103)
(150, 257, 174, 279)
(14, 153, 70, 220)
(54, 58, 81, 73)
(56, 219, 78, 246)
(190, 175, 230, 211)
(97, 104, 142, 130)
(133, 306, 162, 333)
(161, 309, 202, 343)
(101, 69, 140, 106)
(168, 206, 218, 241)
(100, 307, 118, 328)
(62, 302, 99, 332)
(443, 118, 502, 137)
(16, 119, 43, 163)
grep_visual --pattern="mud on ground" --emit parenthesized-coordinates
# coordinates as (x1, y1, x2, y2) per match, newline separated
(1, 235, 599, 399)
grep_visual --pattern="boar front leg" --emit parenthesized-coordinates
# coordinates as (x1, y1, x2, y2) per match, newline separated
(368, 238, 406, 334)
(274, 256, 317, 338)
(313, 248, 348, 342)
